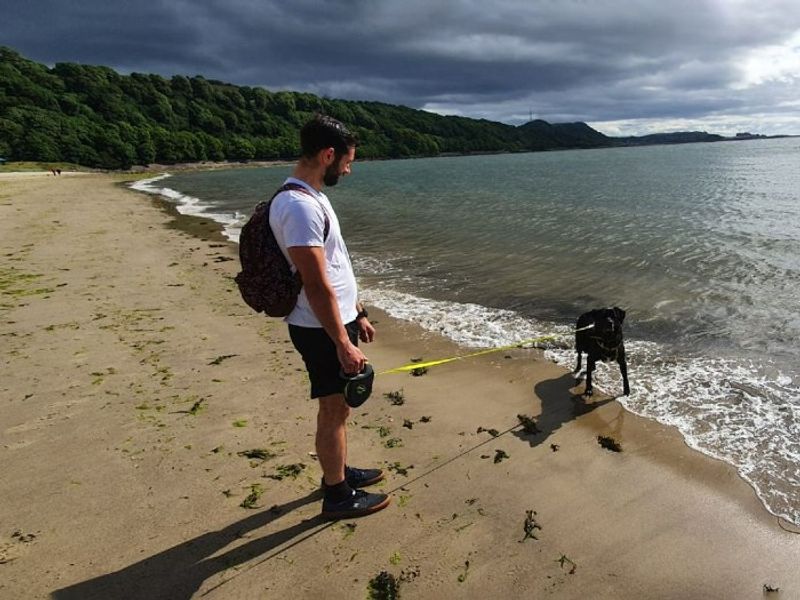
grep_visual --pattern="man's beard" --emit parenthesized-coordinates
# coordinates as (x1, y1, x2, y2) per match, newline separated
(323, 162, 340, 187)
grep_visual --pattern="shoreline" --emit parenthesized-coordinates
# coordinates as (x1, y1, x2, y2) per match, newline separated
(106, 177, 800, 539)
(1, 173, 799, 598)
(132, 168, 800, 530)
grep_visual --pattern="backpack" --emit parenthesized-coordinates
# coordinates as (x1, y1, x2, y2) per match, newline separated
(234, 183, 330, 316)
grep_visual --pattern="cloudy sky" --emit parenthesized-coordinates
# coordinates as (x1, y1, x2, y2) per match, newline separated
(3, 0, 800, 135)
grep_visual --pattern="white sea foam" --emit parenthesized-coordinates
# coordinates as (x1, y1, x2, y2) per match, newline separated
(130, 174, 247, 242)
(362, 285, 800, 527)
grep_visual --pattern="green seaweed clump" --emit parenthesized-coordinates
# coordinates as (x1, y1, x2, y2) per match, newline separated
(268, 463, 306, 480)
(239, 484, 264, 509)
(384, 389, 405, 405)
(367, 571, 399, 600)
(237, 448, 277, 462)
(386, 462, 413, 476)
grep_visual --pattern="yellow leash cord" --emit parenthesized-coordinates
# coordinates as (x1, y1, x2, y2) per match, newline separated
(375, 323, 595, 376)
(378, 334, 559, 375)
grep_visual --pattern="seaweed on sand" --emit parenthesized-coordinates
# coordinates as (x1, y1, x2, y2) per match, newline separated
(516, 414, 540, 435)
(341, 522, 357, 539)
(367, 571, 399, 600)
(267, 463, 306, 480)
(239, 484, 264, 509)
(597, 435, 622, 452)
(174, 397, 205, 415)
(237, 448, 277, 462)
(521, 510, 541, 542)
(409, 358, 428, 376)
(384, 389, 405, 405)
(208, 354, 238, 365)
(477, 426, 499, 437)
(493, 449, 509, 464)
(556, 554, 577, 574)
(386, 462, 414, 476)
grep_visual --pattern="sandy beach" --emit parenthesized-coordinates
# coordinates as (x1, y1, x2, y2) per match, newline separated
(1, 172, 799, 599)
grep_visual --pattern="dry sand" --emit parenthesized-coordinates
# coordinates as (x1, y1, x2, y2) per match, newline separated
(1, 173, 798, 600)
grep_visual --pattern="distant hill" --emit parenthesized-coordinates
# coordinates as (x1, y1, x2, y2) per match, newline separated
(518, 119, 611, 149)
(616, 131, 725, 145)
(0, 47, 786, 170)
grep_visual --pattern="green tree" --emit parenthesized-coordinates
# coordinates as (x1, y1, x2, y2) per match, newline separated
(227, 136, 255, 160)
(0, 46, 612, 167)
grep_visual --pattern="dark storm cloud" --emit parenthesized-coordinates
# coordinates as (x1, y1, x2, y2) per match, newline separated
(2, 0, 799, 133)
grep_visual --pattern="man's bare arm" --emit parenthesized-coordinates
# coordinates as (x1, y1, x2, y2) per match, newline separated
(287, 246, 366, 374)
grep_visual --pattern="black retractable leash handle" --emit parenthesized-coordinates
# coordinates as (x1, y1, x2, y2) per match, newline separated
(339, 363, 375, 407)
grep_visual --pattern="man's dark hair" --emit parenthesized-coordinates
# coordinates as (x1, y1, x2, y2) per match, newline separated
(300, 114, 357, 158)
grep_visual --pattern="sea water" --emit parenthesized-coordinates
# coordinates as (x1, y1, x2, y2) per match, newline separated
(131, 137, 800, 526)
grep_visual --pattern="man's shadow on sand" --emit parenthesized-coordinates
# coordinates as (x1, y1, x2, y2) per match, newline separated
(512, 373, 615, 447)
(51, 489, 329, 600)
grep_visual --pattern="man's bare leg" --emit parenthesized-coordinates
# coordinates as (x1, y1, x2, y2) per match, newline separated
(316, 392, 390, 518)
(317, 394, 350, 486)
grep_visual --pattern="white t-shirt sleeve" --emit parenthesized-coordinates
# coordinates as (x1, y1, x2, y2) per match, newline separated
(276, 196, 326, 248)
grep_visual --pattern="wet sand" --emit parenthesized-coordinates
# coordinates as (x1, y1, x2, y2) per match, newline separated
(1, 173, 798, 599)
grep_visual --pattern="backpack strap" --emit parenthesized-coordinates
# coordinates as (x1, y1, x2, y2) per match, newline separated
(271, 182, 331, 241)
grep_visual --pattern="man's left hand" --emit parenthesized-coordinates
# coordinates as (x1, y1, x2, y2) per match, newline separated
(357, 317, 375, 343)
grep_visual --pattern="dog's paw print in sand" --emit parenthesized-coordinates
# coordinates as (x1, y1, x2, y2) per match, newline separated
(0, 531, 39, 564)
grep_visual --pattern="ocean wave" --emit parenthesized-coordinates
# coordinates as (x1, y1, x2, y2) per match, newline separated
(130, 174, 246, 242)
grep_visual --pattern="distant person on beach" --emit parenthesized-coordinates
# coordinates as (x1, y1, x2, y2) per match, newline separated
(270, 114, 389, 519)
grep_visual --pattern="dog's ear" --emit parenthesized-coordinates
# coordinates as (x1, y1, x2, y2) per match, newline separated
(612, 306, 626, 323)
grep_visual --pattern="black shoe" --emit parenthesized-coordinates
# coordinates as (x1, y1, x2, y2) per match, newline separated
(322, 489, 391, 520)
(321, 466, 385, 489)
(345, 465, 385, 487)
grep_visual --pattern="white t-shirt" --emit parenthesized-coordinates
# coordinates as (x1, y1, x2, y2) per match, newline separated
(269, 177, 358, 327)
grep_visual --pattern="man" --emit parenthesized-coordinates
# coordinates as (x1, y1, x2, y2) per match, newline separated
(270, 115, 390, 519)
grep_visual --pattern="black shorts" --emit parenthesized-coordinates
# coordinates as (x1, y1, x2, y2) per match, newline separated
(288, 321, 359, 399)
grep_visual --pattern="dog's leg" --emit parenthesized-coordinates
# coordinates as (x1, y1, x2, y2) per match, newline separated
(584, 356, 595, 396)
(618, 346, 630, 396)
(574, 351, 582, 374)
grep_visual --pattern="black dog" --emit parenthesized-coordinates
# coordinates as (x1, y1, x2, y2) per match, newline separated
(574, 307, 630, 397)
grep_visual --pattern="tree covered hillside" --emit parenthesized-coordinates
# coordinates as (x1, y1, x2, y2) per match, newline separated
(0, 47, 613, 169)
